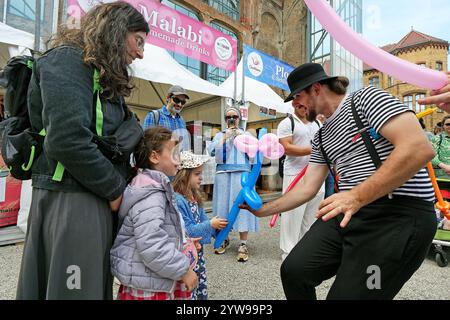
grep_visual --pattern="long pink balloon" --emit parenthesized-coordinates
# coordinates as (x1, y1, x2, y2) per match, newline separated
(304, 0, 448, 90)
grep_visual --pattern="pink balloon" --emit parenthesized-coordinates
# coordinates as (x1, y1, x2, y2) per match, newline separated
(234, 135, 259, 158)
(304, 0, 448, 90)
(259, 133, 285, 160)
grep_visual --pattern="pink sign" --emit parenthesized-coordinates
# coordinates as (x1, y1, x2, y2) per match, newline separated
(67, 0, 237, 71)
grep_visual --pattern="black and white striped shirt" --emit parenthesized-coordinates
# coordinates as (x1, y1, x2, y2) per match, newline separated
(310, 86, 435, 202)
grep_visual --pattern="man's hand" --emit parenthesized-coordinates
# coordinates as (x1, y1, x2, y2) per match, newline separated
(238, 203, 267, 217)
(316, 191, 364, 228)
(418, 71, 450, 112)
(109, 194, 123, 212)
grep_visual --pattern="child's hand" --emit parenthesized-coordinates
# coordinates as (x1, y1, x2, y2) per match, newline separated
(181, 269, 198, 292)
(211, 216, 228, 230)
(191, 237, 202, 251)
(109, 194, 123, 212)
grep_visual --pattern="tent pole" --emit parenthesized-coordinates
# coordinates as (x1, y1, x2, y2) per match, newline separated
(233, 59, 237, 107)
(241, 55, 246, 130)
(34, 0, 42, 52)
(149, 81, 165, 105)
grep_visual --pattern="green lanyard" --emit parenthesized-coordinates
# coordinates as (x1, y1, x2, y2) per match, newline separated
(49, 69, 104, 182)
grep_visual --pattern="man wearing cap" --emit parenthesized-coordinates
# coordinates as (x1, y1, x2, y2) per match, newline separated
(143, 85, 190, 149)
(241, 63, 437, 299)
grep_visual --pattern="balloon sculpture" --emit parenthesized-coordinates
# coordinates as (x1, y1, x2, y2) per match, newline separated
(304, 0, 448, 90)
(415, 108, 450, 219)
(269, 165, 308, 228)
(213, 128, 285, 249)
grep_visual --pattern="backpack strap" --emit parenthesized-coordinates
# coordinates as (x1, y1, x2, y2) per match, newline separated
(288, 114, 295, 133)
(152, 109, 160, 126)
(318, 127, 339, 192)
(51, 68, 104, 182)
(93, 69, 104, 136)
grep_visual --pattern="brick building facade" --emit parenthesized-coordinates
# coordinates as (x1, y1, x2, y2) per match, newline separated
(363, 30, 449, 131)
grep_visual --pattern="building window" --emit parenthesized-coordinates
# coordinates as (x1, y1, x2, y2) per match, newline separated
(417, 62, 426, 68)
(7, 0, 42, 21)
(369, 76, 380, 88)
(436, 62, 443, 71)
(388, 76, 394, 87)
(415, 94, 426, 113)
(161, 0, 202, 77)
(403, 95, 413, 110)
(206, 0, 240, 21)
(206, 22, 239, 85)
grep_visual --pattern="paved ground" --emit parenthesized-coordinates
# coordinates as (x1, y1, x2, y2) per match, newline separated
(1, 218, 449, 300)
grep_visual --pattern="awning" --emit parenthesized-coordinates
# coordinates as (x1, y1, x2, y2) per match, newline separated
(219, 59, 294, 114)
(131, 43, 292, 114)
(130, 43, 229, 97)
(0, 22, 36, 49)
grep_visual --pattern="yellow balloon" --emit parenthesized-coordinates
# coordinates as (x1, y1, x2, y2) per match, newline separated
(416, 108, 437, 119)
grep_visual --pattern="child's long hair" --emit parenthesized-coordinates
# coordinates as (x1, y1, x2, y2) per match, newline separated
(134, 126, 174, 170)
(173, 168, 205, 207)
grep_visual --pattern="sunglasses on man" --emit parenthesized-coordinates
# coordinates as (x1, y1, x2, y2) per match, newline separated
(225, 115, 239, 120)
(172, 97, 187, 106)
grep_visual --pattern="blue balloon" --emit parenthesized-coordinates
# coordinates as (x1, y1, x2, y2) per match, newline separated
(214, 128, 267, 249)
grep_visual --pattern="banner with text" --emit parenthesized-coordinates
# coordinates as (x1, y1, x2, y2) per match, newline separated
(244, 44, 294, 91)
(67, 0, 237, 71)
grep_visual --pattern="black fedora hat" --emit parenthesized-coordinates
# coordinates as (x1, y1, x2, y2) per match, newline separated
(284, 63, 337, 102)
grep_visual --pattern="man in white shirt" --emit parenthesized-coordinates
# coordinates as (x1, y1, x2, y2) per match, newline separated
(277, 100, 325, 261)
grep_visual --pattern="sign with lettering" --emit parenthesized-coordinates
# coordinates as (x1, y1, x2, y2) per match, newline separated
(67, 0, 237, 71)
(244, 44, 294, 91)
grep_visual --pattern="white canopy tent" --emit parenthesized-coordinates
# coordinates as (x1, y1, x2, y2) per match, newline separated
(0, 22, 44, 66)
(0, 22, 36, 49)
(130, 43, 228, 98)
(130, 43, 292, 114)
(219, 59, 294, 114)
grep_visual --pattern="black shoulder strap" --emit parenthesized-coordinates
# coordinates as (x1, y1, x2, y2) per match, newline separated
(318, 127, 334, 176)
(350, 93, 382, 169)
(319, 126, 341, 192)
(314, 119, 321, 128)
(288, 114, 295, 133)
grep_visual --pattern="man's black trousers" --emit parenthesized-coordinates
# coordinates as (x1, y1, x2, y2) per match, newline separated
(281, 195, 437, 300)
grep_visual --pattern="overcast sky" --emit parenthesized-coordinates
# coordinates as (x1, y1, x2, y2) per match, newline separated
(362, 0, 450, 64)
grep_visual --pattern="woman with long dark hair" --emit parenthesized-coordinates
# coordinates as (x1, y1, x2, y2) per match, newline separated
(16, 2, 149, 299)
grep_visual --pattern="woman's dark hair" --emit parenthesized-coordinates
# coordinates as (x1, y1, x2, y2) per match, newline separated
(134, 126, 175, 169)
(442, 116, 450, 125)
(50, 1, 149, 98)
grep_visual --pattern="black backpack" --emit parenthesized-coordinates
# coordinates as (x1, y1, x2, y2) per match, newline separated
(0, 55, 41, 180)
(278, 114, 295, 178)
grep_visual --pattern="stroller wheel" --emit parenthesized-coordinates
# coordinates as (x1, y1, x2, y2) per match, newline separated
(435, 252, 448, 267)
